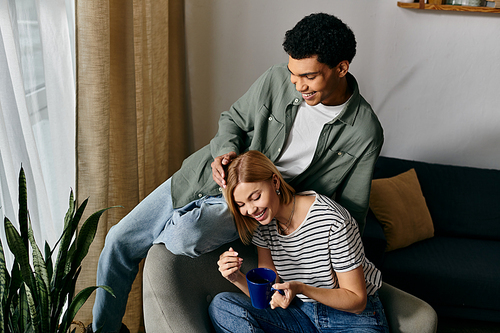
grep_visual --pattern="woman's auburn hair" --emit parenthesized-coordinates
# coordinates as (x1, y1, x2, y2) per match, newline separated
(223, 150, 295, 244)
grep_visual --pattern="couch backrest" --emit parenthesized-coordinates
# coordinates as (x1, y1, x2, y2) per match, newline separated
(372, 156, 500, 241)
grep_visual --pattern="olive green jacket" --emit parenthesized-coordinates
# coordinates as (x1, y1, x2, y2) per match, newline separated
(171, 63, 383, 233)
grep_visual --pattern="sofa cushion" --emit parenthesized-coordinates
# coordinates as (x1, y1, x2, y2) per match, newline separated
(369, 168, 434, 252)
(380, 236, 500, 317)
(372, 156, 500, 241)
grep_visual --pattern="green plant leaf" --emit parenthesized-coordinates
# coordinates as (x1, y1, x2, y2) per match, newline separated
(6, 258, 22, 329)
(49, 190, 76, 257)
(64, 190, 76, 233)
(50, 266, 80, 328)
(24, 283, 40, 333)
(19, 284, 28, 333)
(18, 167, 29, 250)
(44, 241, 53, 284)
(67, 266, 81, 309)
(34, 274, 50, 333)
(50, 198, 92, 328)
(9, 299, 19, 332)
(28, 217, 50, 307)
(0, 236, 8, 333)
(70, 206, 118, 272)
(28, 215, 50, 333)
(58, 285, 114, 333)
(4, 218, 37, 300)
(51, 198, 88, 293)
(65, 240, 76, 274)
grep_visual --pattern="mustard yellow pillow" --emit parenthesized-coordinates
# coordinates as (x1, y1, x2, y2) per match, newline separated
(369, 168, 434, 252)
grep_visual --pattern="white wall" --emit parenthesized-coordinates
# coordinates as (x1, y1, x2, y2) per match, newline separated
(185, 0, 500, 170)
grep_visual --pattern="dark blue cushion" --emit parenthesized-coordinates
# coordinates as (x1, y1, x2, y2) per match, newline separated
(380, 236, 500, 317)
(373, 156, 500, 241)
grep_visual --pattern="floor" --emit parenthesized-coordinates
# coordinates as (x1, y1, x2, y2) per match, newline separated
(437, 317, 500, 333)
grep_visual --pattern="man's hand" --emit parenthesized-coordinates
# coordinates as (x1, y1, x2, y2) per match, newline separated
(211, 152, 237, 188)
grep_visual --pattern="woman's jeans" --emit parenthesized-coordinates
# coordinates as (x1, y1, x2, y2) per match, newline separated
(209, 292, 389, 333)
(92, 178, 239, 333)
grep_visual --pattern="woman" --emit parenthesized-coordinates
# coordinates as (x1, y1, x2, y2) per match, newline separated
(209, 150, 389, 333)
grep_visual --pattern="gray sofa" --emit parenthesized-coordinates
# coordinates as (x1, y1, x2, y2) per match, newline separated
(143, 240, 438, 333)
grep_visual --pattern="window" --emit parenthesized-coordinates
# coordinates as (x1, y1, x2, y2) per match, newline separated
(1, 0, 75, 267)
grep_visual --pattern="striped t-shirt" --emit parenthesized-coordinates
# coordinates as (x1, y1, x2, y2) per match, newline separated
(252, 191, 382, 302)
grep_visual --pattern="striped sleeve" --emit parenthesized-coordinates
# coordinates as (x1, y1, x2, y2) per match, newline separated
(311, 194, 364, 273)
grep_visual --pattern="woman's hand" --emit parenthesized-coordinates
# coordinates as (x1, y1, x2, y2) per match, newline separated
(217, 247, 243, 283)
(211, 151, 237, 188)
(270, 281, 302, 310)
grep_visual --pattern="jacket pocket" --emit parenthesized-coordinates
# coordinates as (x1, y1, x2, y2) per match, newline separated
(322, 148, 356, 183)
(250, 105, 285, 158)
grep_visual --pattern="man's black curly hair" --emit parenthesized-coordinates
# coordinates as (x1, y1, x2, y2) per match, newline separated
(283, 13, 356, 69)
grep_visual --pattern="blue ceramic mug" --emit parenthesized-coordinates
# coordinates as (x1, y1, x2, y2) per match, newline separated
(246, 267, 283, 309)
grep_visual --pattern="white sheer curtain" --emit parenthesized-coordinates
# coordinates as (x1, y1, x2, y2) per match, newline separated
(0, 0, 75, 268)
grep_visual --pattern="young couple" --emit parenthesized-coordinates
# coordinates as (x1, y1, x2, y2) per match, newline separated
(210, 150, 389, 332)
(90, 12, 386, 333)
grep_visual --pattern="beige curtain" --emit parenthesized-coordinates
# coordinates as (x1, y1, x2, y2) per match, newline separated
(75, 0, 188, 332)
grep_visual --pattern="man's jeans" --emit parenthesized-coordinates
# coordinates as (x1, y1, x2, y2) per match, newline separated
(209, 292, 389, 333)
(92, 178, 239, 332)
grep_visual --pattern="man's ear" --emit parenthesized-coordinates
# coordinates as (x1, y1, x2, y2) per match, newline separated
(337, 60, 350, 78)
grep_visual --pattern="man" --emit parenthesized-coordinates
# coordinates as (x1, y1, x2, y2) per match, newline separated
(89, 12, 383, 333)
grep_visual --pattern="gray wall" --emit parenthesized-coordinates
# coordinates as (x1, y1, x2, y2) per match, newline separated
(185, 0, 500, 170)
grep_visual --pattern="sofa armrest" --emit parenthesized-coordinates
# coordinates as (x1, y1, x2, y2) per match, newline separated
(143, 241, 257, 333)
(379, 282, 438, 333)
(362, 209, 386, 268)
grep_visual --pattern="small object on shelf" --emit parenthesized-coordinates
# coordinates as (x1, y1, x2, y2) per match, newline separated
(446, 0, 483, 5)
(462, 0, 484, 5)
(397, 0, 500, 11)
(486, 0, 500, 7)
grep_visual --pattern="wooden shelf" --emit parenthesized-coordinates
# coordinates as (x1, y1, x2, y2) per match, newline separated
(397, 1, 500, 13)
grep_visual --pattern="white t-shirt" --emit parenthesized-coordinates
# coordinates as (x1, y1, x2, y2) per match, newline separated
(275, 101, 347, 180)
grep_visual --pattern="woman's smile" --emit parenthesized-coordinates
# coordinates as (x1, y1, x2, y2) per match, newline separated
(253, 208, 267, 220)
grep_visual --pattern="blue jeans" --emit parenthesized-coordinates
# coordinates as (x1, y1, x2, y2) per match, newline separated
(92, 178, 239, 332)
(209, 292, 389, 333)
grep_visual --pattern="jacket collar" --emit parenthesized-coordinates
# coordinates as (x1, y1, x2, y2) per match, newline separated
(326, 72, 360, 126)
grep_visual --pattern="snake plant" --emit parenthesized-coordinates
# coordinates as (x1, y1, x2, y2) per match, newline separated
(0, 167, 114, 333)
